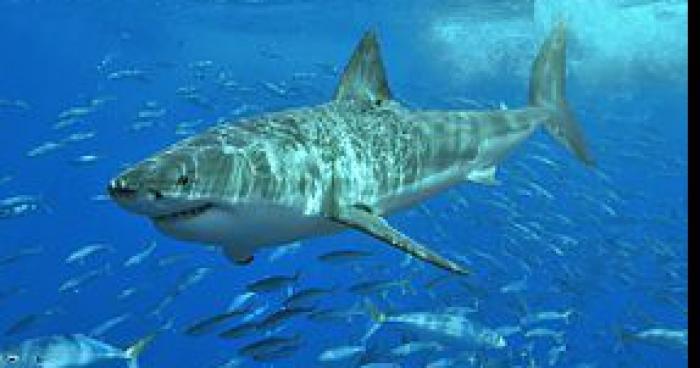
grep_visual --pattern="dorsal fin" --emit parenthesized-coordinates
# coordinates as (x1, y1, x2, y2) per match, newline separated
(334, 30, 392, 104)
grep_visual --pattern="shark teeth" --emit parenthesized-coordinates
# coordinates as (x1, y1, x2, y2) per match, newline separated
(152, 203, 213, 221)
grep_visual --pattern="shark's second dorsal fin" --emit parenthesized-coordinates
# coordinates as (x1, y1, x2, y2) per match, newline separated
(334, 30, 392, 105)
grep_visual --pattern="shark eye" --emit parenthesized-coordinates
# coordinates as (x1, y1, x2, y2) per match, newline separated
(176, 175, 190, 186)
(6, 354, 19, 363)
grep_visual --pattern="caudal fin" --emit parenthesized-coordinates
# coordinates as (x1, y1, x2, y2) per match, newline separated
(360, 298, 386, 343)
(529, 21, 594, 166)
(124, 332, 158, 368)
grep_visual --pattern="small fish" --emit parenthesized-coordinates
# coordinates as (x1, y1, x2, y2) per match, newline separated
(390, 341, 444, 356)
(150, 295, 176, 317)
(117, 287, 139, 301)
(0, 99, 30, 110)
(4, 308, 61, 336)
(246, 272, 300, 294)
(184, 308, 249, 336)
(123, 241, 158, 267)
(156, 253, 190, 268)
(218, 321, 260, 340)
(136, 108, 166, 120)
(495, 325, 522, 338)
(256, 307, 314, 331)
(238, 334, 302, 361)
(283, 287, 334, 309)
(0, 332, 156, 368)
(58, 264, 110, 293)
(89, 313, 131, 337)
(227, 291, 256, 311)
(88, 97, 111, 108)
(317, 249, 373, 264)
(150, 267, 212, 316)
(181, 93, 214, 110)
(307, 305, 364, 323)
(0, 196, 44, 220)
(4, 314, 40, 336)
(129, 120, 155, 132)
(213, 357, 244, 368)
(0, 246, 43, 267)
(71, 155, 101, 165)
(174, 267, 212, 293)
(175, 86, 199, 96)
(26, 141, 63, 157)
(426, 358, 456, 368)
(57, 106, 92, 120)
(174, 119, 203, 136)
(53, 117, 81, 130)
(318, 345, 366, 362)
(63, 131, 96, 143)
(189, 60, 214, 69)
(520, 309, 575, 325)
(0, 175, 12, 187)
(107, 69, 149, 82)
(241, 304, 269, 323)
(267, 241, 302, 262)
(65, 243, 112, 264)
(348, 279, 413, 295)
(548, 344, 567, 366)
(499, 277, 528, 294)
(91, 194, 111, 202)
(624, 327, 688, 349)
(364, 301, 506, 349)
(524, 327, 565, 343)
(262, 81, 287, 97)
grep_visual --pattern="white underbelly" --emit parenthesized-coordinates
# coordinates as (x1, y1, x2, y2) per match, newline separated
(153, 204, 344, 251)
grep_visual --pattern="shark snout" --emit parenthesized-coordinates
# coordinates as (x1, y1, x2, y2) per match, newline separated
(107, 179, 166, 201)
(107, 179, 138, 199)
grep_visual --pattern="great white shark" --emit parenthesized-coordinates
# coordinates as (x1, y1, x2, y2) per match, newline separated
(108, 22, 592, 275)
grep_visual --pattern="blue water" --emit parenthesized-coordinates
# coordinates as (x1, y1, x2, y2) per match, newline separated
(0, 0, 687, 367)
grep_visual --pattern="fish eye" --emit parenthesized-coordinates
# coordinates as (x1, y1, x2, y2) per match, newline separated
(176, 175, 190, 186)
(5, 354, 19, 363)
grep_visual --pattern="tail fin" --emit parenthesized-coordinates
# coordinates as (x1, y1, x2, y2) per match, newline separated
(398, 279, 417, 296)
(124, 332, 158, 368)
(529, 21, 594, 166)
(361, 298, 387, 343)
(365, 298, 386, 324)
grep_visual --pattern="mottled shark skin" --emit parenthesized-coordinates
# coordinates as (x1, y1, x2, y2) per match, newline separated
(108, 22, 592, 275)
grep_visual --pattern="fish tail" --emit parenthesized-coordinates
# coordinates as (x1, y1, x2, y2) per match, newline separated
(564, 309, 575, 324)
(363, 298, 386, 323)
(529, 20, 594, 166)
(361, 299, 386, 343)
(611, 325, 635, 354)
(124, 331, 158, 368)
(399, 279, 416, 296)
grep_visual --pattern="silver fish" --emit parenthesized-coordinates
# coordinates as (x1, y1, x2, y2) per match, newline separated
(0, 333, 156, 368)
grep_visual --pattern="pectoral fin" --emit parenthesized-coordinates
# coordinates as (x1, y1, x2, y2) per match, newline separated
(223, 245, 254, 265)
(328, 205, 469, 276)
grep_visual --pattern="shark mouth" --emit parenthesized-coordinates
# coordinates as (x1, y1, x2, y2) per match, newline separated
(151, 203, 214, 222)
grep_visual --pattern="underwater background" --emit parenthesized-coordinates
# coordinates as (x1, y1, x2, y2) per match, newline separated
(0, 0, 687, 367)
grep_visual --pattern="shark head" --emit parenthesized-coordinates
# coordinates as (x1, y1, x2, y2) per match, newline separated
(107, 142, 242, 245)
